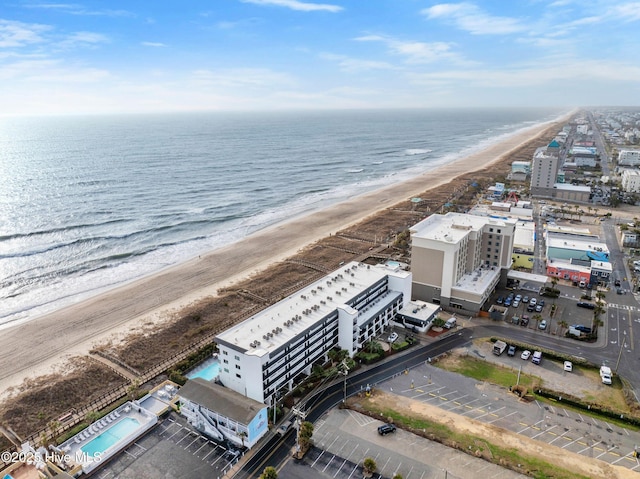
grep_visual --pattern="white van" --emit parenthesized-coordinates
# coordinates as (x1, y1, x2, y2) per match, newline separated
(444, 317, 457, 329)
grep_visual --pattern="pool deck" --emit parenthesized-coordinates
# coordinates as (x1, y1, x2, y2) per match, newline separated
(59, 402, 157, 474)
(186, 356, 220, 381)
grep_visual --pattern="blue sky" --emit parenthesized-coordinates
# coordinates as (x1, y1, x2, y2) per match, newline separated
(1, 0, 640, 115)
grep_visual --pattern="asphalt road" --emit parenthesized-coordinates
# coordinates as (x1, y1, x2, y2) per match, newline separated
(232, 330, 473, 479)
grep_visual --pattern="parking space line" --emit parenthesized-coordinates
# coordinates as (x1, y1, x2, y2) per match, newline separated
(578, 441, 600, 454)
(312, 449, 325, 467)
(379, 455, 391, 474)
(322, 454, 336, 473)
(548, 431, 568, 445)
(347, 463, 358, 478)
(612, 452, 634, 465)
(532, 425, 556, 439)
(193, 441, 208, 455)
(562, 436, 583, 448)
(202, 446, 216, 461)
(185, 436, 199, 449)
(167, 426, 184, 440)
(487, 410, 517, 424)
(460, 402, 493, 416)
(175, 432, 192, 445)
(475, 406, 504, 420)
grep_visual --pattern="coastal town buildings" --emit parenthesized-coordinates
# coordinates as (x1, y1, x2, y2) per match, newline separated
(214, 261, 411, 406)
(621, 169, 640, 193)
(410, 212, 516, 313)
(178, 378, 268, 449)
(618, 149, 640, 166)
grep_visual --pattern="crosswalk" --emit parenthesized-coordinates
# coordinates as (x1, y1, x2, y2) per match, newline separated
(607, 303, 639, 312)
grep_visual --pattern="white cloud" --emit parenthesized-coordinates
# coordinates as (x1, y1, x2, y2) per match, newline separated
(422, 2, 525, 35)
(0, 58, 109, 82)
(355, 34, 471, 65)
(0, 19, 50, 48)
(320, 53, 393, 72)
(23, 4, 133, 17)
(141, 41, 166, 47)
(610, 2, 640, 22)
(190, 68, 296, 89)
(56, 31, 109, 49)
(240, 0, 343, 13)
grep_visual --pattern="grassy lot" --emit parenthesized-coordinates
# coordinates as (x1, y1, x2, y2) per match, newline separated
(435, 351, 639, 430)
(437, 354, 541, 390)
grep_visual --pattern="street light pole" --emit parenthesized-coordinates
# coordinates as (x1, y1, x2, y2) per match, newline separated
(615, 339, 626, 373)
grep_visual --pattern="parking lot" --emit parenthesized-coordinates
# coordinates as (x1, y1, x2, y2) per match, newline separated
(282, 408, 528, 479)
(93, 413, 241, 479)
(374, 360, 640, 472)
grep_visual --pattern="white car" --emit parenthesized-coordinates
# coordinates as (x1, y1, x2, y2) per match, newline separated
(521, 350, 531, 360)
(387, 332, 399, 343)
(539, 320, 547, 330)
(564, 361, 573, 372)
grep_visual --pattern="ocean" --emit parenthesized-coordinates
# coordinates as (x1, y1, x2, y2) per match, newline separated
(0, 108, 567, 328)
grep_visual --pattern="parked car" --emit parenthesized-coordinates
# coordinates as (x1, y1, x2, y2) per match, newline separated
(615, 279, 621, 287)
(527, 303, 536, 312)
(529, 298, 537, 306)
(496, 296, 504, 304)
(521, 350, 531, 360)
(277, 420, 293, 436)
(387, 332, 399, 343)
(443, 317, 457, 329)
(507, 345, 516, 356)
(512, 300, 520, 308)
(504, 298, 512, 307)
(515, 294, 522, 302)
(577, 301, 595, 310)
(539, 319, 547, 330)
(522, 296, 529, 303)
(532, 351, 542, 364)
(378, 423, 396, 435)
(520, 315, 530, 327)
(538, 299, 545, 307)
(564, 361, 573, 372)
(535, 304, 543, 313)
(572, 325, 592, 333)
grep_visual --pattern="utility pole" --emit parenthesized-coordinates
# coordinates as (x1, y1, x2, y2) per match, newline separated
(291, 406, 307, 454)
(340, 359, 350, 403)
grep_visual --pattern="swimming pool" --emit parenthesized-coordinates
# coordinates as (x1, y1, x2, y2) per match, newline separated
(82, 418, 140, 457)
(186, 359, 220, 381)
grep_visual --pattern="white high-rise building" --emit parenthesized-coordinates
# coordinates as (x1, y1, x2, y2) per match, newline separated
(215, 261, 411, 405)
(618, 150, 640, 167)
(410, 212, 515, 312)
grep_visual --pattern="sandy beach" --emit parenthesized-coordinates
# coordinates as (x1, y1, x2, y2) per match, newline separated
(0, 118, 566, 398)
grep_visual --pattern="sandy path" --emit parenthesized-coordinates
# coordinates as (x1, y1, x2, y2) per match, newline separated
(0, 118, 566, 396)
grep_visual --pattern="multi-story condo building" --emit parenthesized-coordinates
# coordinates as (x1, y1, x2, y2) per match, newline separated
(530, 145, 561, 197)
(410, 212, 516, 313)
(618, 149, 640, 167)
(215, 261, 411, 406)
(621, 169, 640, 193)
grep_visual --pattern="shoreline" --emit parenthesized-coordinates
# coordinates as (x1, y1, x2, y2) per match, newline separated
(0, 114, 570, 399)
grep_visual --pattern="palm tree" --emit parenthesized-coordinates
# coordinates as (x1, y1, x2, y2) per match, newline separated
(558, 320, 568, 336)
(363, 457, 377, 477)
(298, 421, 314, 452)
(260, 466, 278, 479)
(238, 430, 247, 448)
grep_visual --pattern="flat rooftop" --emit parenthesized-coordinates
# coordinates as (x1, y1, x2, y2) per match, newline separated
(215, 261, 409, 356)
(398, 300, 440, 322)
(547, 235, 609, 254)
(411, 212, 514, 245)
(453, 265, 500, 295)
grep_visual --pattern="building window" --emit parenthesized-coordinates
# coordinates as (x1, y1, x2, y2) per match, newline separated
(489, 228, 494, 232)
(494, 255, 498, 260)
(223, 359, 228, 364)
(236, 373, 241, 379)
(224, 368, 229, 373)
(234, 355, 240, 361)
(488, 241, 492, 245)
(235, 364, 241, 370)
(222, 350, 228, 355)
(497, 229, 501, 233)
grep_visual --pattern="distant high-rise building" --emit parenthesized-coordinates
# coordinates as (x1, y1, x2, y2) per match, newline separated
(530, 145, 561, 197)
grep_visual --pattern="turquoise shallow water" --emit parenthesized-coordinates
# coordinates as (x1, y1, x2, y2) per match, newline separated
(0, 108, 567, 326)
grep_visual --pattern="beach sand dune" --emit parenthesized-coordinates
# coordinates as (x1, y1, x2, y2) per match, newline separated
(0, 118, 568, 398)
